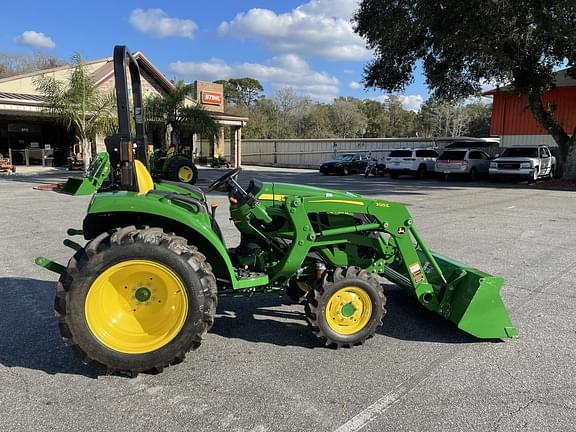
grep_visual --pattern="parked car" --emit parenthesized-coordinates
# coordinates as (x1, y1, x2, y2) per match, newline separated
(435, 148, 491, 180)
(386, 148, 439, 179)
(364, 158, 387, 177)
(319, 153, 370, 175)
(489, 145, 556, 183)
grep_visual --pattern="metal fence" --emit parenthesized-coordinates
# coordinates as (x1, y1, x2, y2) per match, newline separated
(241, 137, 500, 168)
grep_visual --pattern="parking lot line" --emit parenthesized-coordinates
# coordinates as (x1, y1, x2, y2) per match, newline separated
(334, 347, 460, 432)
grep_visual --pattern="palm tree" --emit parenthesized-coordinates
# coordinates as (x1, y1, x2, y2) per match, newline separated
(35, 53, 116, 170)
(145, 80, 220, 152)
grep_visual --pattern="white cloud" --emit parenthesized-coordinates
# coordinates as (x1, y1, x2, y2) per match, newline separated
(169, 54, 340, 102)
(349, 81, 362, 90)
(13, 31, 55, 49)
(217, 0, 369, 61)
(299, 0, 360, 19)
(372, 94, 425, 112)
(129, 8, 197, 39)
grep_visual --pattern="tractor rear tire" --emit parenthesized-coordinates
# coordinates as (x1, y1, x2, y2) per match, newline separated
(167, 159, 198, 184)
(55, 227, 217, 376)
(304, 267, 386, 348)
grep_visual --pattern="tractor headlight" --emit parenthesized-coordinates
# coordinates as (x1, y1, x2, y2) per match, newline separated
(521, 162, 532, 168)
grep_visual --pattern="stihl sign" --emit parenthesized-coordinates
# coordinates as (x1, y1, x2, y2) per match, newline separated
(201, 91, 223, 106)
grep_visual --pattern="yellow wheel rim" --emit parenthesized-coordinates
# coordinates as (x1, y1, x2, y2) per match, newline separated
(178, 166, 193, 182)
(85, 260, 188, 354)
(325, 286, 372, 335)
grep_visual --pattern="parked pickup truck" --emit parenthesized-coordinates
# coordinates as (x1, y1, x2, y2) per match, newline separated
(489, 145, 556, 183)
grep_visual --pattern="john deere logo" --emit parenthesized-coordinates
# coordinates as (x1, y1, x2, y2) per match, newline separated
(397, 226, 406, 235)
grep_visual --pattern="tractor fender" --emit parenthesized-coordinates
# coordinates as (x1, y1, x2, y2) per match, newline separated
(83, 193, 238, 287)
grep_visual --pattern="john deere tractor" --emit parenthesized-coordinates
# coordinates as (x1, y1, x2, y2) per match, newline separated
(149, 146, 198, 184)
(36, 46, 517, 376)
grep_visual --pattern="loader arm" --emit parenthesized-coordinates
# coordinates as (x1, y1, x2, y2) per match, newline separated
(240, 189, 517, 340)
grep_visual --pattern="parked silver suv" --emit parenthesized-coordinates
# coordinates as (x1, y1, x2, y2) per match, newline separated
(386, 148, 439, 179)
(435, 148, 491, 180)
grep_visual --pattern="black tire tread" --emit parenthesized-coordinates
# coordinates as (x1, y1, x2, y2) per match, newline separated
(55, 227, 217, 376)
(304, 266, 386, 348)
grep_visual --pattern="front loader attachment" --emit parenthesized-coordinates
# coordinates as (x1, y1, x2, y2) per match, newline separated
(421, 251, 518, 339)
(61, 152, 110, 196)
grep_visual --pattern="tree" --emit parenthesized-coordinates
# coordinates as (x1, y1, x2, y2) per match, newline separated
(300, 104, 334, 138)
(464, 102, 492, 137)
(384, 96, 418, 137)
(355, 0, 576, 177)
(272, 87, 310, 138)
(145, 80, 220, 151)
(330, 97, 368, 138)
(1, 52, 64, 79)
(418, 100, 470, 137)
(35, 53, 116, 170)
(361, 100, 388, 137)
(214, 77, 264, 107)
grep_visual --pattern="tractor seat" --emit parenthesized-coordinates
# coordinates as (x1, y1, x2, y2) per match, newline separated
(134, 160, 207, 200)
(246, 179, 263, 195)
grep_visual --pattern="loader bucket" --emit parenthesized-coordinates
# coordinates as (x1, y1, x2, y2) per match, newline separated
(61, 176, 98, 195)
(422, 251, 518, 339)
(60, 152, 110, 196)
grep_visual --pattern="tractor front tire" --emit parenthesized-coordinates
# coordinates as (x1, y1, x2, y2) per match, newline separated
(55, 227, 217, 376)
(305, 267, 386, 348)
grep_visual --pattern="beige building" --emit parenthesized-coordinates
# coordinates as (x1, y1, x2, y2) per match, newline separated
(0, 52, 247, 166)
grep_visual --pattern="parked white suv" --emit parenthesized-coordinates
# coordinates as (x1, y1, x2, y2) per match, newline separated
(386, 148, 439, 179)
(489, 146, 556, 183)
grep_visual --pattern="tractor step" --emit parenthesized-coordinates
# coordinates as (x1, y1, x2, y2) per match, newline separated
(235, 268, 269, 289)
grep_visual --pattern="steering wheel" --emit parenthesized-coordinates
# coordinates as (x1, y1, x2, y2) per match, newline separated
(207, 167, 242, 192)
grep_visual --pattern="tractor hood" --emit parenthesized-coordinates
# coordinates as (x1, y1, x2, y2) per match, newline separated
(257, 182, 362, 200)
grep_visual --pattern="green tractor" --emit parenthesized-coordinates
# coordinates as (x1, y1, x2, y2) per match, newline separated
(36, 46, 517, 376)
(149, 146, 198, 185)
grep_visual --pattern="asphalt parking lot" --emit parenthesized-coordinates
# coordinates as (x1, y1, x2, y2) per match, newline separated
(1, 166, 575, 432)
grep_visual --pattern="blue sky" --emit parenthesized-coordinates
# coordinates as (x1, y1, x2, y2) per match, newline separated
(0, 0, 428, 109)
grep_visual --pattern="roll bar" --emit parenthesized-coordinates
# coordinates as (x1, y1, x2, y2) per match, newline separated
(110, 45, 149, 190)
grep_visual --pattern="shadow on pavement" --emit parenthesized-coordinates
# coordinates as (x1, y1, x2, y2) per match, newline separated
(210, 287, 478, 347)
(212, 293, 318, 348)
(0, 277, 98, 378)
(0, 277, 480, 376)
(379, 285, 479, 344)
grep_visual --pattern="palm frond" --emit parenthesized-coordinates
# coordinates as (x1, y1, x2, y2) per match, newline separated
(34, 52, 116, 143)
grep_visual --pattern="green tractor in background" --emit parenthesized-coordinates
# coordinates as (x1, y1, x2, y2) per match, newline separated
(149, 146, 198, 184)
(37, 46, 517, 376)
(61, 146, 198, 196)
